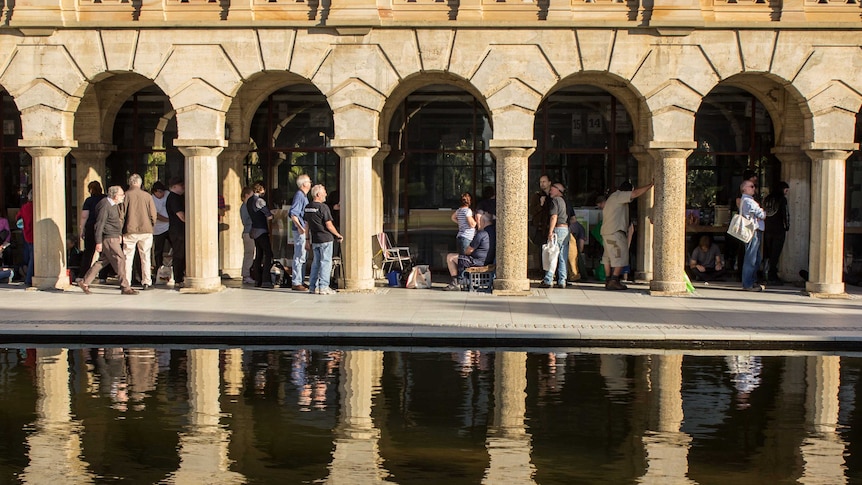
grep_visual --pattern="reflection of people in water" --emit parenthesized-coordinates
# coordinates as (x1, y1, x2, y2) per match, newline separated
(538, 352, 567, 397)
(452, 350, 488, 377)
(292, 349, 342, 411)
(725, 355, 762, 409)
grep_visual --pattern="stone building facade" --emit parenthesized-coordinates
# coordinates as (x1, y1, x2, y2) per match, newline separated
(0, 1, 859, 296)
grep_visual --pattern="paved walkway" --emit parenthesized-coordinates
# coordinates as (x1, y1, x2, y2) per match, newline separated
(1, 278, 861, 348)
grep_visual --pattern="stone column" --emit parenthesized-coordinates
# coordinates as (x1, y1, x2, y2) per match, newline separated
(218, 144, 250, 280)
(334, 144, 379, 292)
(631, 147, 655, 282)
(169, 349, 244, 484)
(24, 146, 73, 290)
(327, 350, 387, 483)
(800, 356, 846, 484)
(371, 146, 390, 237)
(20, 349, 94, 484)
(649, 148, 691, 296)
(804, 149, 851, 297)
(70, 143, 113, 242)
(177, 143, 226, 293)
(490, 142, 535, 296)
(483, 351, 535, 484)
(773, 148, 810, 283)
(223, 348, 244, 397)
(641, 354, 694, 484)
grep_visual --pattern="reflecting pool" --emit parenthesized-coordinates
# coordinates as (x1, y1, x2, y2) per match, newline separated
(1, 347, 861, 484)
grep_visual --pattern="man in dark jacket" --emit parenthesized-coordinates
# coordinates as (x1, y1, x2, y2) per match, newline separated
(763, 181, 790, 284)
(76, 186, 139, 295)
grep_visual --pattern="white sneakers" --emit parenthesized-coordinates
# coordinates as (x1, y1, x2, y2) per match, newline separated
(309, 287, 337, 295)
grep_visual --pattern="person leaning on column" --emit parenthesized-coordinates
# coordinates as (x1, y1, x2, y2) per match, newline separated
(600, 180, 653, 291)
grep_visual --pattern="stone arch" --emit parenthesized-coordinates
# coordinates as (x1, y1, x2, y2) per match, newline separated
(542, 71, 649, 147)
(74, 72, 162, 145)
(226, 71, 323, 146)
(0, 44, 91, 143)
(379, 72, 489, 150)
(709, 72, 811, 149)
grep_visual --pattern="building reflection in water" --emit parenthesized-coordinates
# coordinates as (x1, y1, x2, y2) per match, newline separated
(20, 348, 94, 484)
(2, 349, 861, 483)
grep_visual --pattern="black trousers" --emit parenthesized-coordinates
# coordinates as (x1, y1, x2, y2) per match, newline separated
(762, 231, 786, 281)
(153, 232, 170, 270)
(687, 266, 727, 282)
(168, 231, 185, 283)
(252, 233, 273, 286)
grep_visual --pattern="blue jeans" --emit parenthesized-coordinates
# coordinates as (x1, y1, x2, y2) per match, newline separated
(309, 241, 333, 292)
(543, 227, 570, 286)
(24, 241, 33, 286)
(292, 231, 307, 286)
(742, 230, 762, 289)
(457, 236, 472, 255)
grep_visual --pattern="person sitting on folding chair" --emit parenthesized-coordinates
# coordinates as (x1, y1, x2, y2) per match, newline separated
(444, 214, 494, 291)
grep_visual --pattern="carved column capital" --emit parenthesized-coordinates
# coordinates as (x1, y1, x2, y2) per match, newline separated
(804, 149, 852, 163)
(333, 146, 380, 160)
(648, 148, 693, 161)
(25, 146, 72, 159)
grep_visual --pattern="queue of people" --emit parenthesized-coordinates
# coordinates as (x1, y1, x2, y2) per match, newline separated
(0, 168, 815, 295)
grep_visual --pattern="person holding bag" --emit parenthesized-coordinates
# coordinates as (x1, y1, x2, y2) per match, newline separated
(539, 183, 570, 288)
(739, 180, 766, 292)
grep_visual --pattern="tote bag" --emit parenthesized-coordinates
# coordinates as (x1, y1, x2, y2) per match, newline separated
(726, 213, 756, 243)
(541, 234, 560, 272)
(406, 265, 431, 289)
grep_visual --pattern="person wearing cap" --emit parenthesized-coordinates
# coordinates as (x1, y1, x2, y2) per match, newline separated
(539, 182, 570, 288)
(150, 181, 171, 282)
(601, 180, 653, 290)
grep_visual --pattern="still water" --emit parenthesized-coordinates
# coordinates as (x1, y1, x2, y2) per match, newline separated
(0, 347, 860, 484)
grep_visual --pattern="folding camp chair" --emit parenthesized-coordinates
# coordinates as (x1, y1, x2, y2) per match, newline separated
(375, 232, 412, 273)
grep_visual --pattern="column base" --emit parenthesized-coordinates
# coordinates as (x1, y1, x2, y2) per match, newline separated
(492, 278, 531, 296)
(804, 281, 848, 298)
(33, 275, 70, 291)
(179, 276, 225, 294)
(342, 278, 375, 292)
(649, 280, 688, 296)
(635, 271, 653, 283)
(219, 268, 243, 280)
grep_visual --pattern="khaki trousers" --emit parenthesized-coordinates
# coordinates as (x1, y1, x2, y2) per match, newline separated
(123, 233, 153, 286)
(82, 236, 130, 289)
(566, 234, 581, 280)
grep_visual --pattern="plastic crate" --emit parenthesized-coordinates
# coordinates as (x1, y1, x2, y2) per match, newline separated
(466, 270, 494, 293)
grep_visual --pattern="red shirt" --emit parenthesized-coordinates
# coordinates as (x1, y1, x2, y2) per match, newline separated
(18, 201, 33, 243)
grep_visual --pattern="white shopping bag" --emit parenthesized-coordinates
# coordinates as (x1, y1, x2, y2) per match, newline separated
(541, 234, 559, 273)
(406, 265, 431, 289)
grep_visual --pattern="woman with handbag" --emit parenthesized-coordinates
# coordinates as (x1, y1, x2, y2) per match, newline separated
(739, 180, 766, 292)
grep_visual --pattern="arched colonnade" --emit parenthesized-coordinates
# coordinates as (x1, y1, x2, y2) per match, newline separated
(2, 28, 859, 296)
